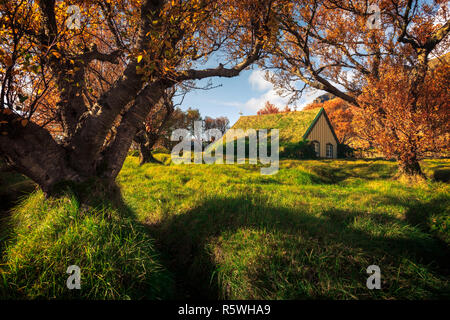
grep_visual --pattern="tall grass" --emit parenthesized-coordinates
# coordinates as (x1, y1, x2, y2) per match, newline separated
(0, 187, 174, 299)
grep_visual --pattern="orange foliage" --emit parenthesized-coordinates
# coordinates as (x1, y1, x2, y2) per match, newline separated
(264, 0, 449, 174)
(354, 60, 450, 169)
(257, 101, 280, 115)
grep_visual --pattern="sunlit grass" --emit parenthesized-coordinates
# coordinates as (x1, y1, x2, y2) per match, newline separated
(1, 156, 449, 299)
(118, 156, 450, 299)
(0, 188, 173, 299)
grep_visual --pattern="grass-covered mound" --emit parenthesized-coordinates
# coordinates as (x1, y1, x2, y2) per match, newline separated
(0, 186, 174, 299)
(119, 157, 450, 299)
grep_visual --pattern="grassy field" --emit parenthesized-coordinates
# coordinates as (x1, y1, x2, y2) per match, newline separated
(0, 157, 449, 299)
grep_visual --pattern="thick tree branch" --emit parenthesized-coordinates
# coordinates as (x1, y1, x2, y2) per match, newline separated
(68, 0, 166, 175)
(0, 111, 79, 193)
(101, 82, 167, 179)
(176, 42, 263, 81)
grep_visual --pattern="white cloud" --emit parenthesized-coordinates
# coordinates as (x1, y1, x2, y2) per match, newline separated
(243, 88, 290, 111)
(434, 2, 449, 26)
(231, 88, 324, 113)
(241, 70, 292, 111)
(297, 90, 326, 110)
(248, 70, 273, 91)
(211, 70, 328, 115)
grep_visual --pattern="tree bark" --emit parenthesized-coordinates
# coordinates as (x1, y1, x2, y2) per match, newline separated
(0, 112, 81, 195)
(398, 154, 424, 177)
(135, 131, 161, 165)
(100, 83, 166, 179)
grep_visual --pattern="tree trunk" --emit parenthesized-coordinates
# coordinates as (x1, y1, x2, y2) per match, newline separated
(0, 112, 82, 195)
(398, 155, 424, 177)
(138, 143, 160, 165)
(134, 131, 161, 165)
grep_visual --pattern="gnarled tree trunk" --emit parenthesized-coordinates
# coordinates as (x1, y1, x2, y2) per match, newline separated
(134, 130, 161, 165)
(0, 83, 166, 195)
(398, 154, 424, 177)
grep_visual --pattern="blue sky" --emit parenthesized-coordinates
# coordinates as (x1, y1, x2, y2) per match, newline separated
(178, 67, 326, 126)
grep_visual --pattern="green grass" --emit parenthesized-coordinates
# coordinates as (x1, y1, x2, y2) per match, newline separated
(0, 168, 35, 214)
(118, 157, 450, 299)
(229, 109, 320, 144)
(207, 109, 320, 155)
(1, 157, 449, 299)
(0, 185, 174, 299)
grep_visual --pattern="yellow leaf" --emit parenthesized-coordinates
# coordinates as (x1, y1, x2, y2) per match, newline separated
(137, 55, 143, 63)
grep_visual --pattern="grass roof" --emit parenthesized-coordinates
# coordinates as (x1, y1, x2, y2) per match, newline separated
(228, 108, 321, 145)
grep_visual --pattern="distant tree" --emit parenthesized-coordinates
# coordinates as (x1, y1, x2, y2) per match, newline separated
(203, 116, 230, 143)
(257, 101, 280, 115)
(134, 89, 176, 165)
(135, 103, 204, 164)
(204, 116, 230, 136)
(184, 108, 202, 133)
(157, 107, 187, 150)
(282, 105, 292, 112)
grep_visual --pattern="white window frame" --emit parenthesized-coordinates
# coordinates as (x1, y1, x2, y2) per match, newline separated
(313, 141, 320, 158)
(326, 143, 334, 158)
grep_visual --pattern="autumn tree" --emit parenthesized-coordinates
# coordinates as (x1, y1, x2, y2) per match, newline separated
(282, 105, 292, 112)
(354, 58, 449, 173)
(257, 101, 280, 115)
(264, 0, 449, 176)
(0, 0, 278, 194)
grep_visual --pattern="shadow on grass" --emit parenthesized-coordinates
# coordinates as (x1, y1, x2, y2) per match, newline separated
(306, 162, 398, 184)
(1, 161, 448, 299)
(0, 169, 36, 214)
(148, 194, 449, 299)
(0, 169, 36, 258)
